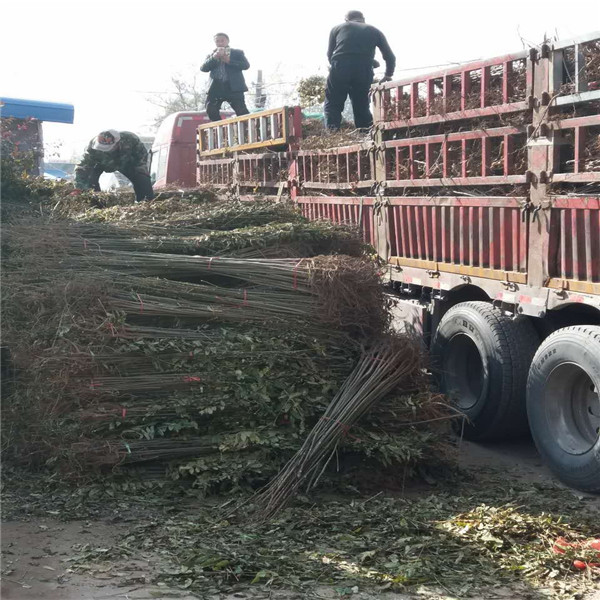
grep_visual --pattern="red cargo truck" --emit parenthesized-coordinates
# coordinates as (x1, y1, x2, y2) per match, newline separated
(195, 33, 600, 492)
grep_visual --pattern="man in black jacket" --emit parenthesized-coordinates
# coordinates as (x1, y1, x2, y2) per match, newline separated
(201, 33, 250, 121)
(325, 11, 396, 130)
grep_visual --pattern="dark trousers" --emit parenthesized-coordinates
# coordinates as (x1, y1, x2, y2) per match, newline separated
(122, 168, 154, 201)
(324, 59, 374, 130)
(206, 80, 250, 121)
(88, 167, 154, 201)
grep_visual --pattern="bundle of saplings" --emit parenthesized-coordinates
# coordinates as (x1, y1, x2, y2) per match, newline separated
(33, 220, 365, 258)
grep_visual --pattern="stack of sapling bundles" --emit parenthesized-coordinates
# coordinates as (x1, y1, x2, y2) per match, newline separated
(2, 243, 374, 489)
(2, 188, 453, 494)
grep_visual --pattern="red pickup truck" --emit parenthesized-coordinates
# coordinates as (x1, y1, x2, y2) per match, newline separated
(150, 110, 233, 188)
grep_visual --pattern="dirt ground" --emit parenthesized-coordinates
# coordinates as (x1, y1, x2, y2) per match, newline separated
(2, 438, 599, 600)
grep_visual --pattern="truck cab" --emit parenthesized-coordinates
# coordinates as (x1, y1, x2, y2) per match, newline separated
(150, 110, 233, 189)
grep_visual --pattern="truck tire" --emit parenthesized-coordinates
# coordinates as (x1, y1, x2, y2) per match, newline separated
(527, 326, 600, 493)
(431, 301, 539, 441)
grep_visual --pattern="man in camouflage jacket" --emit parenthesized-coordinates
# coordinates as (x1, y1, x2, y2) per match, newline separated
(74, 130, 154, 201)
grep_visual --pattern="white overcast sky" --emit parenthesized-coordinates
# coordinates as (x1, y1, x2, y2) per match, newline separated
(1, 0, 597, 160)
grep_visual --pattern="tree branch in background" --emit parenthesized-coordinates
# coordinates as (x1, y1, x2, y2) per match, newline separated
(297, 75, 327, 110)
(147, 75, 209, 128)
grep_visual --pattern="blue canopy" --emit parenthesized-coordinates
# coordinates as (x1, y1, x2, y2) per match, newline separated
(44, 167, 71, 180)
(0, 97, 74, 123)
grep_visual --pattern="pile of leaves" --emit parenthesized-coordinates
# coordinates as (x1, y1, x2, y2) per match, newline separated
(2, 180, 452, 495)
(5, 466, 596, 600)
(119, 486, 597, 599)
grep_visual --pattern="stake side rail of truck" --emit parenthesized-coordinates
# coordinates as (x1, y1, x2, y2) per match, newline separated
(194, 33, 600, 493)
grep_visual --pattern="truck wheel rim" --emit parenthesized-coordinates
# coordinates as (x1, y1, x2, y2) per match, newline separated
(545, 363, 600, 455)
(443, 333, 486, 411)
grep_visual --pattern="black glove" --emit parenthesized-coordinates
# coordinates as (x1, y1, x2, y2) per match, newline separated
(378, 75, 392, 84)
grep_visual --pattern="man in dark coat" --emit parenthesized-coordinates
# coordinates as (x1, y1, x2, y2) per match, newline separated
(325, 10, 396, 131)
(73, 130, 154, 201)
(201, 33, 250, 121)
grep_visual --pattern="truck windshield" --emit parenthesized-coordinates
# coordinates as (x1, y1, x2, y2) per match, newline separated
(150, 146, 168, 184)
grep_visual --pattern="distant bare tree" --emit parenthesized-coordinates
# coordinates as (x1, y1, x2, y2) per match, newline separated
(148, 75, 209, 127)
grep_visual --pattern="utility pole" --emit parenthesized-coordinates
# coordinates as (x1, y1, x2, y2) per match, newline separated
(255, 70, 267, 109)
